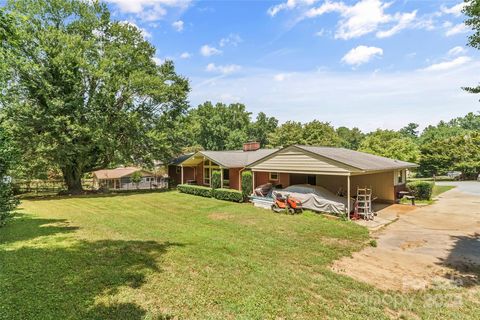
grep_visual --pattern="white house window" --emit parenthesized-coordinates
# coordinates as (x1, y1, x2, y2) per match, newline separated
(204, 167, 210, 185)
(395, 169, 406, 185)
(202, 159, 220, 186)
(269, 172, 279, 181)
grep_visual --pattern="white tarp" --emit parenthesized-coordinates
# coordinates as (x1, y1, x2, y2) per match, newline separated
(277, 184, 354, 215)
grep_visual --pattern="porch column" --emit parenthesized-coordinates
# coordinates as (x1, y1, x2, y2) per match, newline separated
(220, 167, 224, 189)
(252, 171, 255, 191)
(180, 165, 184, 184)
(347, 175, 351, 220)
(209, 165, 212, 187)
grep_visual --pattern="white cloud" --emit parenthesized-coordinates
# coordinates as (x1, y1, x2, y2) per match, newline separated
(274, 73, 290, 81)
(341, 45, 383, 66)
(190, 64, 480, 132)
(448, 46, 467, 56)
(314, 29, 325, 37)
(440, 2, 466, 17)
(376, 11, 417, 38)
(304, 0, 346, 18)
(336, 0, 395, 39)
(172, 20, 184, 32)
(180, 52, 191, 59)
(445, 23, 468, 36)
(152, 57, 164, 65)
(267, 0, 317, 17)
(119, 21, 151, 38)
(422, 56, 472, 71)
(200, 45, 222, 57)
(106, 0, 192, 21)
(205, 63, 241, 74)
(219, 33, 243, 47)
(272, 0, 427, 40)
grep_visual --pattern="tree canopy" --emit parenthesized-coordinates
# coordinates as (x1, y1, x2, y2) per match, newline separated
(268, 120, 341, 148)
(0, 0, 189, 193)
(464, 0, 480, 93)
(0, 127, 18, 226)
(336, 126, 365, 150)
(417, 113, 480, 177)
(358, 130, 419, 163)
(399, 123, 419, 140)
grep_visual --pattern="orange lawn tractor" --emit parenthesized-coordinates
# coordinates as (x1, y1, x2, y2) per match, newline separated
(271, 191, 303, 214)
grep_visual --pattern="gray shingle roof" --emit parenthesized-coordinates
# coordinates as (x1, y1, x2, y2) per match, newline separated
(201, 149, 278, 168)
(170, 153, 194, 166)
(295, 145, 418, 171)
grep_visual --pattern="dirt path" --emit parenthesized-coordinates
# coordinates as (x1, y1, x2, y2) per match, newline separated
(332, 189, 480, 291)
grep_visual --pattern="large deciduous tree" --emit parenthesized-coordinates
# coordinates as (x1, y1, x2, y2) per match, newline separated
(464, 0, 480, 93)
(268, 120, 342, 148)
(359, 130, 419, 163)
(0, 0, 189, 193)
(248, 112, 278, 147)
(268, 121, 304, 147)
(302, 120, 342, 147)
(398, 123, 420, 140)
(418, 113, 480, 177)
(187, 102, 252, 151)
(336, 126, 365, 150)
(0, 127, 18, 226)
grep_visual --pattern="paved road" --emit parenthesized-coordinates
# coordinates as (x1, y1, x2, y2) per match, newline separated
(436, 181, 480, 195)
(332, 187, 480, 291)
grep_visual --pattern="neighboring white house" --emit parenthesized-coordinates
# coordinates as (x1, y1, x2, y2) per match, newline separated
(92, 167, 166, 190)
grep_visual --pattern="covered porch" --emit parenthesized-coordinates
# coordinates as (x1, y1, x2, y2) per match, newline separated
(178, 153, 234, 189)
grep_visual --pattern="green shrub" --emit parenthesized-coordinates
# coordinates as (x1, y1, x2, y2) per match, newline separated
(241, 171, 253, 199)
(406, 181, 434, 200)
(211, 170, 221, 189)
(177, 184, 212, 198)
(212, 188, 243, 202)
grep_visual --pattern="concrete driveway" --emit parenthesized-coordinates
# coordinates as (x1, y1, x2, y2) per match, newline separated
(332, 186, 480, 291)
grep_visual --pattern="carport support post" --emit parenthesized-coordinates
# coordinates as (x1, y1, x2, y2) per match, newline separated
(347, 175, 351, 220)
(180, 165, 184, 184)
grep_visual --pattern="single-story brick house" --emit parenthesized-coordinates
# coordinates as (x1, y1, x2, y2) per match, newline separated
(168, 142, 277, 189)
(169, 143, 417, 208)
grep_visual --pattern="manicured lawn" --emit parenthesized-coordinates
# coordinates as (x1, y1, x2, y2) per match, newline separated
(432, 185, 456, 197)
(1, 191, 478, 319)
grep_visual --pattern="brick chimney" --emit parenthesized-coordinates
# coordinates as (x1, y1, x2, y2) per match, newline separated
(243, 141, 260, 152)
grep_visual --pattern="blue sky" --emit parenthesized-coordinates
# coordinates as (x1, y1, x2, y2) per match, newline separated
(24, 1, 480, 130)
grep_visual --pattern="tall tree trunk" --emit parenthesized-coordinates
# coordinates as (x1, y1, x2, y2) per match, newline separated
(62, 164, 84, 194)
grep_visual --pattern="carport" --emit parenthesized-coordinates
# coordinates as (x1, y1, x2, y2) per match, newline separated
(247, 145, 418, 219)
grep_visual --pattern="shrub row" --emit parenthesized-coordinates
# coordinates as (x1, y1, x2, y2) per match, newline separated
(177, 184, 243, 202)
(406, 181, 434, 200)
(177, 184, 212, 198)
(212, 188, 243, 202)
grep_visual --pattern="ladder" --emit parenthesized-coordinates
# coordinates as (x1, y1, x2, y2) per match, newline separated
(356, 187, 374, 220)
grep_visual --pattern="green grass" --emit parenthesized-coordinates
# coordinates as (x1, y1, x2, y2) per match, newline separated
(432, 185, 456, 197)
(408, 176, 456, 182)
(1, 191, 478, 319)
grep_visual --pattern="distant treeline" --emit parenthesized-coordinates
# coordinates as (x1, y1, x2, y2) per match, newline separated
(178, 103, 479, 179)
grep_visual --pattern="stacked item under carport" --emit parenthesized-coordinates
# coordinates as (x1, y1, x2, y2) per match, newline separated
(354, 187, 374, 220)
